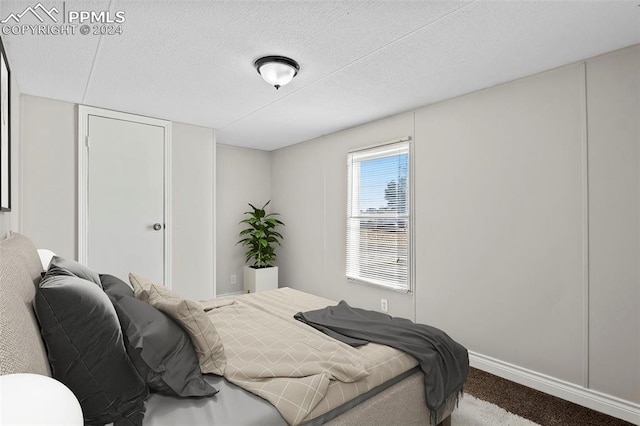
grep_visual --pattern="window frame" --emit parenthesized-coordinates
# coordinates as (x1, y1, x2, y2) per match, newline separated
(346, 137, 413, 293)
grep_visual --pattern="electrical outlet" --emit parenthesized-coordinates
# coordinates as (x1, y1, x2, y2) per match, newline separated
(230, 274, 237, 285)
(381, 298, 388, 313)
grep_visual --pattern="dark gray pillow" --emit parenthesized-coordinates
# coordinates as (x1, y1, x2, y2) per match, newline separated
(101, 274, 134, 298)
(49, 255, 101, 286)
(34, 270, 148, 425)
(109, 292, 218, 398)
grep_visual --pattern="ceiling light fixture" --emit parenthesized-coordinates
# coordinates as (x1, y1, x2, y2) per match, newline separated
(254, 56, 300, 90)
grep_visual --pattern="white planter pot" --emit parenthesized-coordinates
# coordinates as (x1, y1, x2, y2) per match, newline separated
(243, 266, 278, 293)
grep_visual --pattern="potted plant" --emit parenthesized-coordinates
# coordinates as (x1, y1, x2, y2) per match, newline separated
(237, 200, 284, 293)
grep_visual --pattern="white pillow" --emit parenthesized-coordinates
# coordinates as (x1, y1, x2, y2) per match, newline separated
(37, 249, 56, 270)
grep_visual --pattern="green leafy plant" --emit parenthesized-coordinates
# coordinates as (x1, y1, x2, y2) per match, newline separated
(237, 201, 285, 269)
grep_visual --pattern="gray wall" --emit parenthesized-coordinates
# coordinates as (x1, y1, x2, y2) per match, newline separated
(20, 95, 216, 299)
(270, 45, 639, 406)
(414, 62, 586, 385)
(0, 74, 21, 238)
(216, 144, 271, 295)
(586, 46, 639, 403)
(21, 96, 76, 256)
(172, 123, 215, 300)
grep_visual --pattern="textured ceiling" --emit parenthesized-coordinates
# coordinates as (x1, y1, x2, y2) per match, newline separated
(1, 1, 639, 150)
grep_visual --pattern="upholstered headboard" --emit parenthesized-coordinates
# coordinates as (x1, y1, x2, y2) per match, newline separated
(0, 232, 51, 376)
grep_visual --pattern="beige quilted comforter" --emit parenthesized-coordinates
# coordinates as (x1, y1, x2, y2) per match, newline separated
(202, 288, 418, 425)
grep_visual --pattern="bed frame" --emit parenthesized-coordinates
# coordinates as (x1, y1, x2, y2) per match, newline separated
(326, 370, 453, 426)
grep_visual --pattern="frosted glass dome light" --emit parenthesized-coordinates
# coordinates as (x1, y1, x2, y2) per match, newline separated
(255, 56, 300, 90)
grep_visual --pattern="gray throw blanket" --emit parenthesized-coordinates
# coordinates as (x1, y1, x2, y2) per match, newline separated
(294, 301, 469, 425)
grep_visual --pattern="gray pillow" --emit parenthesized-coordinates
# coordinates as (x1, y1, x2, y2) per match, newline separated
(101, 274, 134, 298)
(49, 255, 101, 287)
(34, 269, 148, 425)
(109, 292, 219, 398)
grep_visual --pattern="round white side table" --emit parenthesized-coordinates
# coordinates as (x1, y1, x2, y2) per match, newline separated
(0, 373, 83, 425)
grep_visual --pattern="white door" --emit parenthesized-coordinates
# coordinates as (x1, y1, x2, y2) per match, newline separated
(79, 107, 171, 286)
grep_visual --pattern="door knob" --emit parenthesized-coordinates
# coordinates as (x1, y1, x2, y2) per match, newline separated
(153, 223, 162, 231)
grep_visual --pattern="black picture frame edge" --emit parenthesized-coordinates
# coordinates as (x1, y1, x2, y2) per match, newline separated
(0, 35, 11, 212)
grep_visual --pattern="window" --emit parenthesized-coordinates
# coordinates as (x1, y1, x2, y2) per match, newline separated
(346, 139, 411, 292)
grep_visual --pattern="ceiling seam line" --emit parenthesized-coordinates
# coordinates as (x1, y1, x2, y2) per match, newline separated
(80, 0, 113, 104)
(219, 0, 479, 130)
(80, 36, 102, 104)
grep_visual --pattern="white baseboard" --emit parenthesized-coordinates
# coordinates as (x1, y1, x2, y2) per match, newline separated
(469, 351, 640, 425)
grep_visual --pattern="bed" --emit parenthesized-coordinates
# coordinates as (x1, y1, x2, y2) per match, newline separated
(0, 232, 464, 426)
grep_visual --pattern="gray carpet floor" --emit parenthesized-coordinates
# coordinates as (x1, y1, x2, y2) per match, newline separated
(463, 367, 634, 426)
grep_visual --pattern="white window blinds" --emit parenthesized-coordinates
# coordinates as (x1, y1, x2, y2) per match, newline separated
(346, 140, 411, 292)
